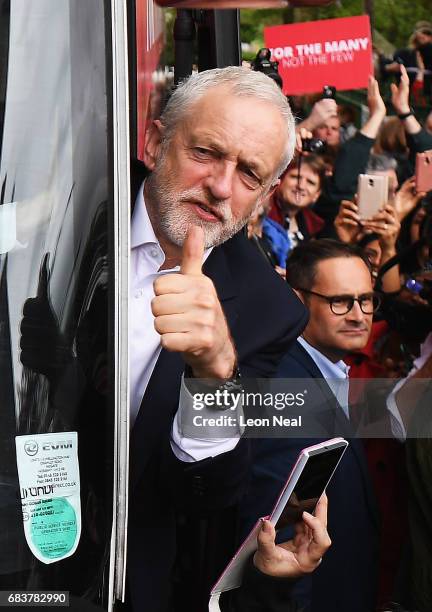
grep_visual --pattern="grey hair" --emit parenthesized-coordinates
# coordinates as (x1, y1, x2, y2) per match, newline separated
(159, 66, 296, 182)
(366, 153, 397, 173)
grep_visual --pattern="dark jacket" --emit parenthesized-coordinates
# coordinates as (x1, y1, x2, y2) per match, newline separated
(268, 195, 325, 242)
(315, 132, 376, 224)
(238, 341, 380, 612)
(220, 557, 300, 612)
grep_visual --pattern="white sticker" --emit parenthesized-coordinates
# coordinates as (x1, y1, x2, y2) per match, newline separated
(15, 432, 81, 564)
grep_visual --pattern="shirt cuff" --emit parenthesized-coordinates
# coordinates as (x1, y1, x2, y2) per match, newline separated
(170, 374, 243, 463)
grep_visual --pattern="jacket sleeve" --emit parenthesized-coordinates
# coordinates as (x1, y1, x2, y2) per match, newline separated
(329, 132, 375, 201)
(219, 556, 301, 612)
(314, 132, 375, 223)
(406, 128, 432, 156)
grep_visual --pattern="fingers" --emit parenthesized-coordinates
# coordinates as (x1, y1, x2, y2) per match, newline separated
(400, 64, 410, 87)
(339, 210, 361, 224)
(152, 225, 234, 378)
(159, 331, 208, 353)
(151, 292, 191, 316)
(154, 306, 216, 335)
(302, 503, 331, 560)
(152, 269, 213, 303)
(256, 519, 277, 560)
(153, 273, 201, 296)
(180, 226, 204, 275)
(363, 222, 388, 234)
(336, 201, 361, 225)
(314, 493, 328, 528)
(154, 313, 193, 335)
(402, 176, 416, 191)
(337, 219, 359, 228)
(369, 208, 393, 222)
(365, 211, 400, 235)
(340, 199, 359, 213)
(302, 515, 331, 563)
(295, 128, 313, 154)
(368, 75, 379, 99)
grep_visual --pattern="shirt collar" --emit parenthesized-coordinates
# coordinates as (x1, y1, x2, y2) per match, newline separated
(131, 181, 157, 249)
(298, 336, 350, 380)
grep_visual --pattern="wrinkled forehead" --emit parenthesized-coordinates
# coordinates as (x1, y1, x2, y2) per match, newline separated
(181, 84, 288, 131)
(174, 86, 290, 173)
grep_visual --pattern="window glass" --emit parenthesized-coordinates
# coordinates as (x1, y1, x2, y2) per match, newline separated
(0, 1, 114, 606)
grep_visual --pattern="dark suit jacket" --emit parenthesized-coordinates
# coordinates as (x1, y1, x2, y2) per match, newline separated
(126, 162, 309, 612)
(238, 341, 380, 612)
(220, 557, 300, 612)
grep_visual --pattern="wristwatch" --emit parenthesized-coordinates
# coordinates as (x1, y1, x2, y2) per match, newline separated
(397, 110, 413, 120)
(184, 364, 243, 411)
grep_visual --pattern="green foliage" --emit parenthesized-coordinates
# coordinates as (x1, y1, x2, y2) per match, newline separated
(161, 8, 176, 68)
(240, 0, 432, 55)
(241, 9, 284, 49)
(160, 2, 432, 66)
(373, 0, 432, 51)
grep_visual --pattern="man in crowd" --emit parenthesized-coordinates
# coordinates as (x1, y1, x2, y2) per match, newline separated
(127, 67, 308, 612)
(313, 114, 341, 149)
(267, 154, 326, 248)
(239, 240, 380, 612)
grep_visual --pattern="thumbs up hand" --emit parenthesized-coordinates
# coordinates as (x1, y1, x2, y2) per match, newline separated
(20, 253, 72, 380)
(152, 226, 236, 379)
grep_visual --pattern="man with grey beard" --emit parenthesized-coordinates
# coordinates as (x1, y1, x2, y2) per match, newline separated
(125, 66, 308, 612)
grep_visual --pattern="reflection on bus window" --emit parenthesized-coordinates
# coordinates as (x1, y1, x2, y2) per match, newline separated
(0, 1, 114, 606)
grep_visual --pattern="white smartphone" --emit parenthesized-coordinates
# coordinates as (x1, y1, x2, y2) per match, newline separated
(357, 174, 388, 219)
(270, 438, 348, 529)
(209, 438, 348, 606)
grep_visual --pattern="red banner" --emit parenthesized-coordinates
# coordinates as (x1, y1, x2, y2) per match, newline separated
(264, 15, 373, 95)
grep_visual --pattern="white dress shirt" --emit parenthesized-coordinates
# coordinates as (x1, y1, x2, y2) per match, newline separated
(298, 336, 407, 438)
(297, 336, 350, 419)
(386, 331, 432, 441)
(130, 183, 240, 461)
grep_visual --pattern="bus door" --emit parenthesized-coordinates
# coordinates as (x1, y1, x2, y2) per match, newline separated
(0, 0, 131, 608)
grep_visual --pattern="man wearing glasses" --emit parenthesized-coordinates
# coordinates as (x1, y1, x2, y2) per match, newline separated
(239, 240, 381, 612)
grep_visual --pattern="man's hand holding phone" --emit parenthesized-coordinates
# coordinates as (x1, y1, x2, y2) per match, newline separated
(253, 494, 331, 578)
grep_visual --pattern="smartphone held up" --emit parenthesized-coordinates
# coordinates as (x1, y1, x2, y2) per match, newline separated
(357, 174, 389, 220)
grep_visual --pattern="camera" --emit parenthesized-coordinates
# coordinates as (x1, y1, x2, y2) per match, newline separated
(301, 138, 326, 154)
(251, 48, 283, 89)
(322, 85, 336, 99)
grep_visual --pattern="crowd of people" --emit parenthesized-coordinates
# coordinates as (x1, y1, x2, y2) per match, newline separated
(244, 44, 432, 612)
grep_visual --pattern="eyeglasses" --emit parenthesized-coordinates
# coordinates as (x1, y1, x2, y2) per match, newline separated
(297, 289, 381, 315)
